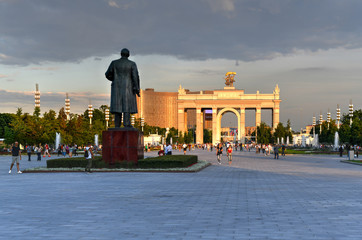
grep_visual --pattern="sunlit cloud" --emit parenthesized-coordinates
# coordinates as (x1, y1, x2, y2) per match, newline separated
(108, 0, 119, 8)
(204, 0, 235, 12)
(30, 67, 59, 71)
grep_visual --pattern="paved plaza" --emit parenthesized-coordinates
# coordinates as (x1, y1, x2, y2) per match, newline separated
(1, 149, 362, 239)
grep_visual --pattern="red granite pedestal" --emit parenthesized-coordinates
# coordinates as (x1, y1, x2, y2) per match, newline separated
(102, 128, 144, 165)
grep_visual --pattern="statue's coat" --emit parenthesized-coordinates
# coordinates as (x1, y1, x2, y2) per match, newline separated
(105, 57, 140, 114)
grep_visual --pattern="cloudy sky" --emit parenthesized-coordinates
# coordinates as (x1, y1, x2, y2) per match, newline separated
(1, 0, 362, 130)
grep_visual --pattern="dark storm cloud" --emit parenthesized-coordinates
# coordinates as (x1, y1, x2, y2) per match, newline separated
(1, 0, 362, 65)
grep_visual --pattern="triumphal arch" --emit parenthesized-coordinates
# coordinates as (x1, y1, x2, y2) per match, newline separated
(136, 72, 281, 144)
(176, 72, 281, 144)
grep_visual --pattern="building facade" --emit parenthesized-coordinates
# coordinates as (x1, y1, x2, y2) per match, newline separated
(135, 83, 281, 144)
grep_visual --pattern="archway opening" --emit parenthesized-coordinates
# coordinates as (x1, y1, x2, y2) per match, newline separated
(261, 109, 273, 128)
(245, 109, 256, 142)
(221, 112, 238, 143)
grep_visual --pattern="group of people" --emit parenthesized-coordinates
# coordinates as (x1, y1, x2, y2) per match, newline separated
(255, 144, 287, 159)
(24, 143, 51, 161)
(57, 144, 79, 157)
(158, 144, 173, 156)
(216, 142, 234, 165)
(8, 141, 95, 174)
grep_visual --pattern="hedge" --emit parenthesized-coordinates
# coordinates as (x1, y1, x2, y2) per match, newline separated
(138, 155, 197, 169)
(46, 155, 198, 169)
(46, 156, 110, 168)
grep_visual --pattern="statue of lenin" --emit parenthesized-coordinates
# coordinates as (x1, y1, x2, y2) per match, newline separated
(105, 48, 140, 128)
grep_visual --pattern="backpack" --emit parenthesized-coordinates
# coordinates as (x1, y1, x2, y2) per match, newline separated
(84, 148, 89, 158)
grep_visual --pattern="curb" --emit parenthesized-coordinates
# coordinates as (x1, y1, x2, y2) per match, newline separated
(340, 160, 362, 166)
(22, 162, 212, 173)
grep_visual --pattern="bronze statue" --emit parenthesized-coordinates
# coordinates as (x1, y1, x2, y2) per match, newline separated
(105, 48, 140, 128)
(225, 72, 236, 87)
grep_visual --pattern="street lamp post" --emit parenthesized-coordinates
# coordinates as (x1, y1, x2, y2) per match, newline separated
(88, 103, 93, 126)
(105, 108, 110, 128)
(141, 117, 144, 132)
(327, 110, 331, 130)
(65, 93, 70, 121)
(336, 104, 340, 130)
(313, 114, 316, 137)
(131, 115, 135, 127)
(35, 83, 40, 108)
(349, 100, 353, 126)
(319, 111, 323, 134)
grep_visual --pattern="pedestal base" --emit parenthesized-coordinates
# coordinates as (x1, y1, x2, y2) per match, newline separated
(102, 128, 144, 164)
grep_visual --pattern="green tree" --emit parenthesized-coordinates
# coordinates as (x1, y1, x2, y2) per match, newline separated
(273, 122, 285, 143)
(203, 129, 212, 143)
(257, 122, 272, 144)
(0, 113, 15, 138)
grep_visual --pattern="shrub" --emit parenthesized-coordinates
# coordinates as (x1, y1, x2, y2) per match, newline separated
(47, 156, 108, 168)
(138, 155, 197, 169)
(46, 155, 197, 169)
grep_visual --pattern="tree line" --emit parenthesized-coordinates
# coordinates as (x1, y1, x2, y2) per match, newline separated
(311, 110, 362, 145)
(1, 108, 361, 147)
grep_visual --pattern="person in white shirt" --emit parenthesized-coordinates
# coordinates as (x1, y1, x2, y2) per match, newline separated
(85, 143, 94, 173)
(167, 144, 172, 155)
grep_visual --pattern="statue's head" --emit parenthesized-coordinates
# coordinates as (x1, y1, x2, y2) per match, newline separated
(121, 48, 130, 58)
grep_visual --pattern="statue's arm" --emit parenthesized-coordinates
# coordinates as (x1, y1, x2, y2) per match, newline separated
(131, 63, 140, 97)
(105, 62, 114, 81)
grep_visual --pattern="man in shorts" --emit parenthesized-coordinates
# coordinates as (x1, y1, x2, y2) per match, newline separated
(9, 141, 22, 174)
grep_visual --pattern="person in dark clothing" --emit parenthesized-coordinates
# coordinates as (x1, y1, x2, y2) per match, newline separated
(339, 146, 343, 157)
(274, 145, 279, 159)
(216, 143, 223, 164)
(281, 145, 286, 156)
(9, 142, 22, 174)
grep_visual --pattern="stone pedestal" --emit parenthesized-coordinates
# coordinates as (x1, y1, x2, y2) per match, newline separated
(102, 128, 144, 164)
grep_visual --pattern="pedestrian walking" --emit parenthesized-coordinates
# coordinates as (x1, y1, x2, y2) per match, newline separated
(227, 145, 233, 165)
(84, 143, 94, 173)
(9, 141, 22, 174)
(183, 143, 187, 155)
(69, 145, 73, 158)
(339, 146, 343, 157)
(26, 144, 32, 161)
(216, 143, 223, 164)
(356, 147, 359, 158)
(43, 143, 51, 157)
(35, 144, 42, 161)
(274, 145, 279, 159)
(62, 145, 66, 157)
(74, 144, 78, 156)
(281, 144, 286, 156)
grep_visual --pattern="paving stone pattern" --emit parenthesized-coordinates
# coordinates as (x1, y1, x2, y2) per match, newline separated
(1, 150, 362, 239)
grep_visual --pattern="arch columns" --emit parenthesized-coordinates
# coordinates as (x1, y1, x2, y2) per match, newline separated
(240, 108, 245, 141)
(212, 108, 218, 145)
(273, 107, 280, 130)
(196, 108, 203, 144)
(255, 107, 261, 127)
(177, 108, 186, 134)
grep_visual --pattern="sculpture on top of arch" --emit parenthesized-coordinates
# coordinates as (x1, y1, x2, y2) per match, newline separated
(225, 72, 236, 87)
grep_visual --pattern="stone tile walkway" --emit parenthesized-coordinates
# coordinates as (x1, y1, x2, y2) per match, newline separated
(0, 149, 362, 239)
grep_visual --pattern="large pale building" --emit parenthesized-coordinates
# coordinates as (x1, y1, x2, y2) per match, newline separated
(135, 75, 281, 144)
